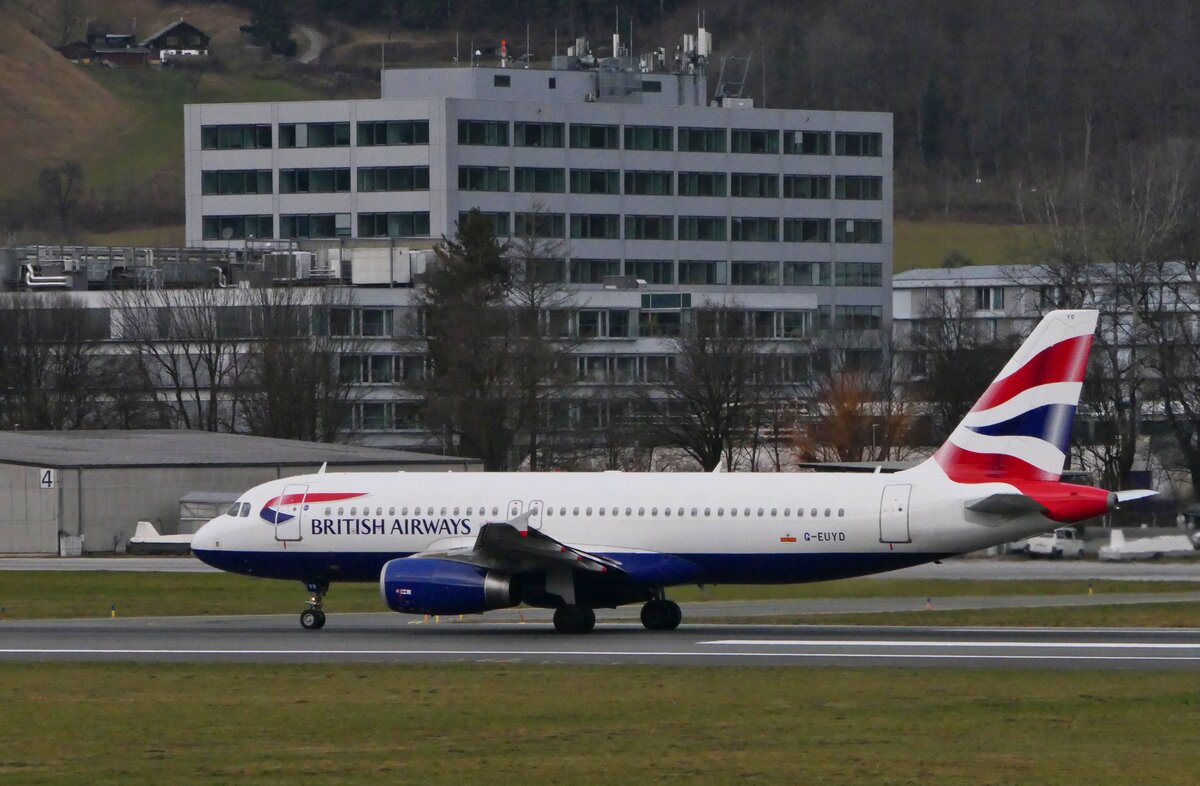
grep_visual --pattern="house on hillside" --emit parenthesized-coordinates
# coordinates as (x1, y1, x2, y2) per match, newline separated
(141, 19, 211, 62)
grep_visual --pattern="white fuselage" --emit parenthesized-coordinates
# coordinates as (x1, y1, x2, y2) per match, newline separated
(192, 467, 1052, 586)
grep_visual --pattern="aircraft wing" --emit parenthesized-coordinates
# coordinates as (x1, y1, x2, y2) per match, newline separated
(411, 511, 625, 575)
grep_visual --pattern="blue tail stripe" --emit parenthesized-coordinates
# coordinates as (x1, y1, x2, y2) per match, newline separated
(967, 403, 1077, 453)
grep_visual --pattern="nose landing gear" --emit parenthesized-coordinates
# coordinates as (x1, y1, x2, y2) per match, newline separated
(300, 580, 328, 630)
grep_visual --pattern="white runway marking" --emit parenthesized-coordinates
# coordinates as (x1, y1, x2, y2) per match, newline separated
(2, 647, 1200, 663)
(704, 639, 1200, 650)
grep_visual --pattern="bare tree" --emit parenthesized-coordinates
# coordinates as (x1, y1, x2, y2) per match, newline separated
(0, 292, 111, 429)
(238, 286, 363, 442)
(38, 162, 85, 237)
(642, 305, 764, 472)
(106, 287, 251, 432)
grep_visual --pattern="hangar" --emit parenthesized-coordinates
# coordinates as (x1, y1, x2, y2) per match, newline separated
(0, 430, 479, 555)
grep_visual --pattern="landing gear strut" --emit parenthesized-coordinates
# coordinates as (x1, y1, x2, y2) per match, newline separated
(300, 580, 328, 630)
(553, 604, 596, 634)
(640, 597, 682, 631)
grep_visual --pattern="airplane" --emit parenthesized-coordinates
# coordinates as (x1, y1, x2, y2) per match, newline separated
(192, 308, 1151, 633)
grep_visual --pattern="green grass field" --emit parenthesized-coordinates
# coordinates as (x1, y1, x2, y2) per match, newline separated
(0, 663, 1196, 785)
(0, 570, 1196, 624)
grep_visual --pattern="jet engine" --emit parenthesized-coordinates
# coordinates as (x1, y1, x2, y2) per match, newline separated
(380, 558, 516, 615)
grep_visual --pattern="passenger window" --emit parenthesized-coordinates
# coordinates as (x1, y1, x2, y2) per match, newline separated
(350, 507, 357, 515)
(560, 507, 566, 515)
(466, 507, 472, 515)
(665, 508, 671, 517)
(770, 508, 777, 517)
(638, 507, 645, 516)
(838, 508, 845, 517)
(783, 508, 790, 516)
(717, 508, 724, 516)
(798, 509, 804, 517)
(599, 507, 605, 516)
(441, 507, 447, 515)
(677, 508, 684, 516)
(389, 507, 395, 515)
(573, 507, 580, 515)
(744, 508, 751, 517)
(546, 508, 553, 516)
(376, 507, 383, 516)
(691, 508, 698, 516)
(586, 507, 593, 515)
(492, 507, 499, 516)
(651, 508, 658, 516)
(338, 507, 344, 515)
(731, 508, 738, 517)
(811, 508, 818, 517)
(824, 508, 831, 517)
(757, 508, 764, 517)
(625, 507, 632, 516)
(324, 507, 331, 516)
(401, 507, 408, 515)
(704, 508, 711, 516)
(453, 507, 460, 515)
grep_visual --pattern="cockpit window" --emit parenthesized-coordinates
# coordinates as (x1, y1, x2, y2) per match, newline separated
(227, 503, 241, 516)
(240, 502, 251, 517)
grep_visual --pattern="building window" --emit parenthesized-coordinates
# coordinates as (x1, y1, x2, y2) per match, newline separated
(783, 130, 830, 155)
(783, 218, 831, 243)
(548, 77, 557, 89)
(641, 80, 662, 93)
(640, 355, 676, 381)
(678, 260, 726, 285)
(458, 120, 509, 146)
(514, 167, 565, 193)
(457, 211, 510, 237)
(783, 175, 831, 199)
(638, 294, 691, 338)
(975, 286, 1005, 311)
(494, 74, 511, 87)
(834, 219, 882, 243)
(514, 212, 565, 238)
(835, 305, 883, 330)
(731, 128, 779, 154)
(678, 127, 726, 152)
(836, 262, 882, 287)
(624, 216, 673, 241)
(202, 215, 272, 240)
(783, 261, 830, 286)
(835, 131, 883, 157)
(201, 170, 271, 195)
(577, 309, 632, 338)
(731, 217, 778, 242)
(624, 170, 673, 196)
(624, 125, 672, 151)
(358, 166, 430, 192)
(279, 168, 351, 194)
(1040, 285, 1067, 309)
(678, 171, 726, 197)
(280, 213, 351, 239)
(279, 122, 350, 148)
(569, 123, 618, 149)
(626, 259, 674, 284)
(731, 173, 779, 198)
(514, 121, 565, 147)
(358, 212, 431, 237)
(457, 166, 510, 192)
(570, 214, 620, 239)
(357, 120, 429, 146)
(835, 175, 883, 200)
(731, 261, 780, 285)
(678, 216, 726, 241)
(200, 124, 271, 150)
(570, 259, 620, 284)
(569, 169, 620, 195)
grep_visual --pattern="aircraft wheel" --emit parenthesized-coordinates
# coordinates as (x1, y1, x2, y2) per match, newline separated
(553, 604, 593, 634)
(641, 599, 681, 631)
(300, 609, 326, 630)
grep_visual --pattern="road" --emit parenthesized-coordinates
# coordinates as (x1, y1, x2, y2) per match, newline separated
(2, 613, 1198, 669)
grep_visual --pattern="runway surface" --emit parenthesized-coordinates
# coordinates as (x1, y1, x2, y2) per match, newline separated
(4, 556, 1200, 581)
(3, 609, 1200, 670)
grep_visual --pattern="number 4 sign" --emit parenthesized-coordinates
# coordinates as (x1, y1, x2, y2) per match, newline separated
(39, 469, 58, 489)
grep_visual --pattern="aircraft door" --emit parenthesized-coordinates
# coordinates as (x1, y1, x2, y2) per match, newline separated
(879, 484, 912, 544)
(527, 499, 544, 530)
(274, 484, 308, 542)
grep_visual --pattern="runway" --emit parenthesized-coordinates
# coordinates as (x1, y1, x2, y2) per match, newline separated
(3, 611, 1200, 669)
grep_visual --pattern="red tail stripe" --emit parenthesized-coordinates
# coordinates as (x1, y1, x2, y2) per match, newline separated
(971, 335, 1092, 413)
(934, 443, 1059, 483)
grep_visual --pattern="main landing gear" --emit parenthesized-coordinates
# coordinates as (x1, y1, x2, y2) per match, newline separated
(300, 580, 328, 630)
(552, 604, 596, 634)
(640, 598, 682, 631)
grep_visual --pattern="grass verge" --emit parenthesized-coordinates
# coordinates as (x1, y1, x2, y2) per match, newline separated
(742, 602, 1200, 629)
(0, 571, 1195, 621)
(0, 663, 1196, 785)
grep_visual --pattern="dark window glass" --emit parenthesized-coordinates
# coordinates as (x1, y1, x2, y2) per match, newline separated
(783, 175, 831, 199)
(783, 218, 831, 242)
(835, 132, 883, 156)
(624, 125, 672, 151)
(677, 127, 726, 153)
(731, 128, 779, 154)
(569, 124, 619, 149)
(514, 167, 565, 193)
(783, 130, 830, 155)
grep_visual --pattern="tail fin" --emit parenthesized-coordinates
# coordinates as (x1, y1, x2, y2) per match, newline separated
(930, 309, 1098, 483)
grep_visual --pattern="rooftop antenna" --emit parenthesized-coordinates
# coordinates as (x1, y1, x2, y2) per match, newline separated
(525, 21, 530, 67)
(455, 30, 460, 65)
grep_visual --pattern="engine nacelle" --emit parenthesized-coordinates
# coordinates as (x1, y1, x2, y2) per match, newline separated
(380, 558, 515, 615)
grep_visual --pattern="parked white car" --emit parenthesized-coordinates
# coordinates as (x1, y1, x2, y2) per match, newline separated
(1011, 527, 1087, 558)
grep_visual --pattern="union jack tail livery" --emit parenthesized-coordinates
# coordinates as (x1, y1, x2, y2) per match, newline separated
(931, 309, 1097, 483)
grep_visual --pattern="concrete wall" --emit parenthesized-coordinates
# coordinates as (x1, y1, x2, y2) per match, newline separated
(0, 464, 60, 553)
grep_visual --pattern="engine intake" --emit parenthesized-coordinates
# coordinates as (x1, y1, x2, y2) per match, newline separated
(380, 558, 515, 615)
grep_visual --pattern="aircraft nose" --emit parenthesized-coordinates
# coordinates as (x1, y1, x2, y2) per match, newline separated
(191, 516, 228, 555)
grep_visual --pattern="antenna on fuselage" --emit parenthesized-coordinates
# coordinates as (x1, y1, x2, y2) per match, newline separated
(318, 462, 327, 474)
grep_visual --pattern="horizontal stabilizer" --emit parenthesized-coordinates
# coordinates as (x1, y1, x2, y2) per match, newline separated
(965, 493, 1048, 516)
(1112, 489, 1157, 505)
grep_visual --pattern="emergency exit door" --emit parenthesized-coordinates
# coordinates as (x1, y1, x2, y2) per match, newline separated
(879, 484, 912, 543)
(274, 484, 308, 542)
